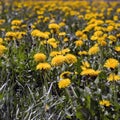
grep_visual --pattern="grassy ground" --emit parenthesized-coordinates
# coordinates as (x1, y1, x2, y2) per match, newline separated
(0, 1, 120, 120)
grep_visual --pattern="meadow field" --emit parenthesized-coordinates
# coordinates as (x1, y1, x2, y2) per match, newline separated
(0, 0, 120, 120)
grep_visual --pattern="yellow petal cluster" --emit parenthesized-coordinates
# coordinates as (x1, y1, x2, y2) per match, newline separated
(36, 63, 51, 70)
(88, 44, 100, 55)
(107, 73, 120, 81)
(11, 20, 22, 26)
(51, 55, 65, 66)
(34, 53, 46, 62)
(58, 78, 71, 89)
(81, 69, 101, 76)
(60, 71, 71, 79)
(31, 29, 49, 39)
(0, 45, 7, 56)
(104, 58, 119, 69)
(49, 23, 60, 30)
(65, 54, 77, 64)
(99, 100, 111, 107)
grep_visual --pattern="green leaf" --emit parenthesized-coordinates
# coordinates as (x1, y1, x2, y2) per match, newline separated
(0, 93, 3, 100)
(76, 111, 85, 120)
(66, 115, 72, 119)
(86, 95, 91, 110)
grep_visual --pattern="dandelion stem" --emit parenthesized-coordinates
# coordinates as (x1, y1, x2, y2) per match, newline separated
(70, 86, 78, 98)
(113, 81, 117, 103)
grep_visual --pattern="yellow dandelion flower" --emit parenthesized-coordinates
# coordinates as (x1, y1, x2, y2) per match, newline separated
(106, 26, 114, 32)
(50, 51, 60, 57)
(100, 40, 107, 46)
(0, 45, 7, 56)
(113, 16, 118, 21)
(64, 37, 69, 42)
(4, 38, 10, 41)
(91, 35, 98, 41)
(75, 30, 83, 37)
(58, 78, 71, 89)
(78, 15, 84, 19)
(40, 40, 47, 45)
(16, 32, 26, 40)
(81, 34, 88, 41)
(21, 24, 27, 29)
(11, 20, 22, 26)
(116, 8, 120, 13)
(48, 23, 60, 30)
(47, 38, 56, 43)
(39, 32, 49, 39)
(78, 51, 88, 55)
(82, 61, 90, 68)
(116, 33, 120, 38)
(31, 25, 35, 29)
(81, 66, 87, 71)
(36, 63, 51, 70)
(51, 55, 65, 66)
(59, 32, 66, 36)
(94, 26, 103, 31)
(59, 22, 66, 27)
(0, 19, 5, 25)
(31, 29, 48, 39)
(44, 31, 50, 36)
(49, 18, 55, 23)
(49, 42, 58, 48)
(115, 24, 120, 30)
(107, 73, 120, 82)
(60, 48, 70, 55)
(0, 38, 3, 44)
(108, 35, 116, 42)
(75, 40, 84, 47)
(88, 44, 99, 55)
(81, 69, 101, 76)
(97, 38, 107, 46)
(84, 24, 95, 32)
(11, 26, 20, 30)
(94, 30, 103, 37)
(43, 17, 49, 23)
(65, 54, 77, 64)
(60, 71, 71, 79)
(99, 100, 111, 107)
(104, 58, 119, 69)
(47, 38, 58, 48)
(34, 53, 46, 62)
(115, 46, 120, 52)
(5, 31, 16, 39)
